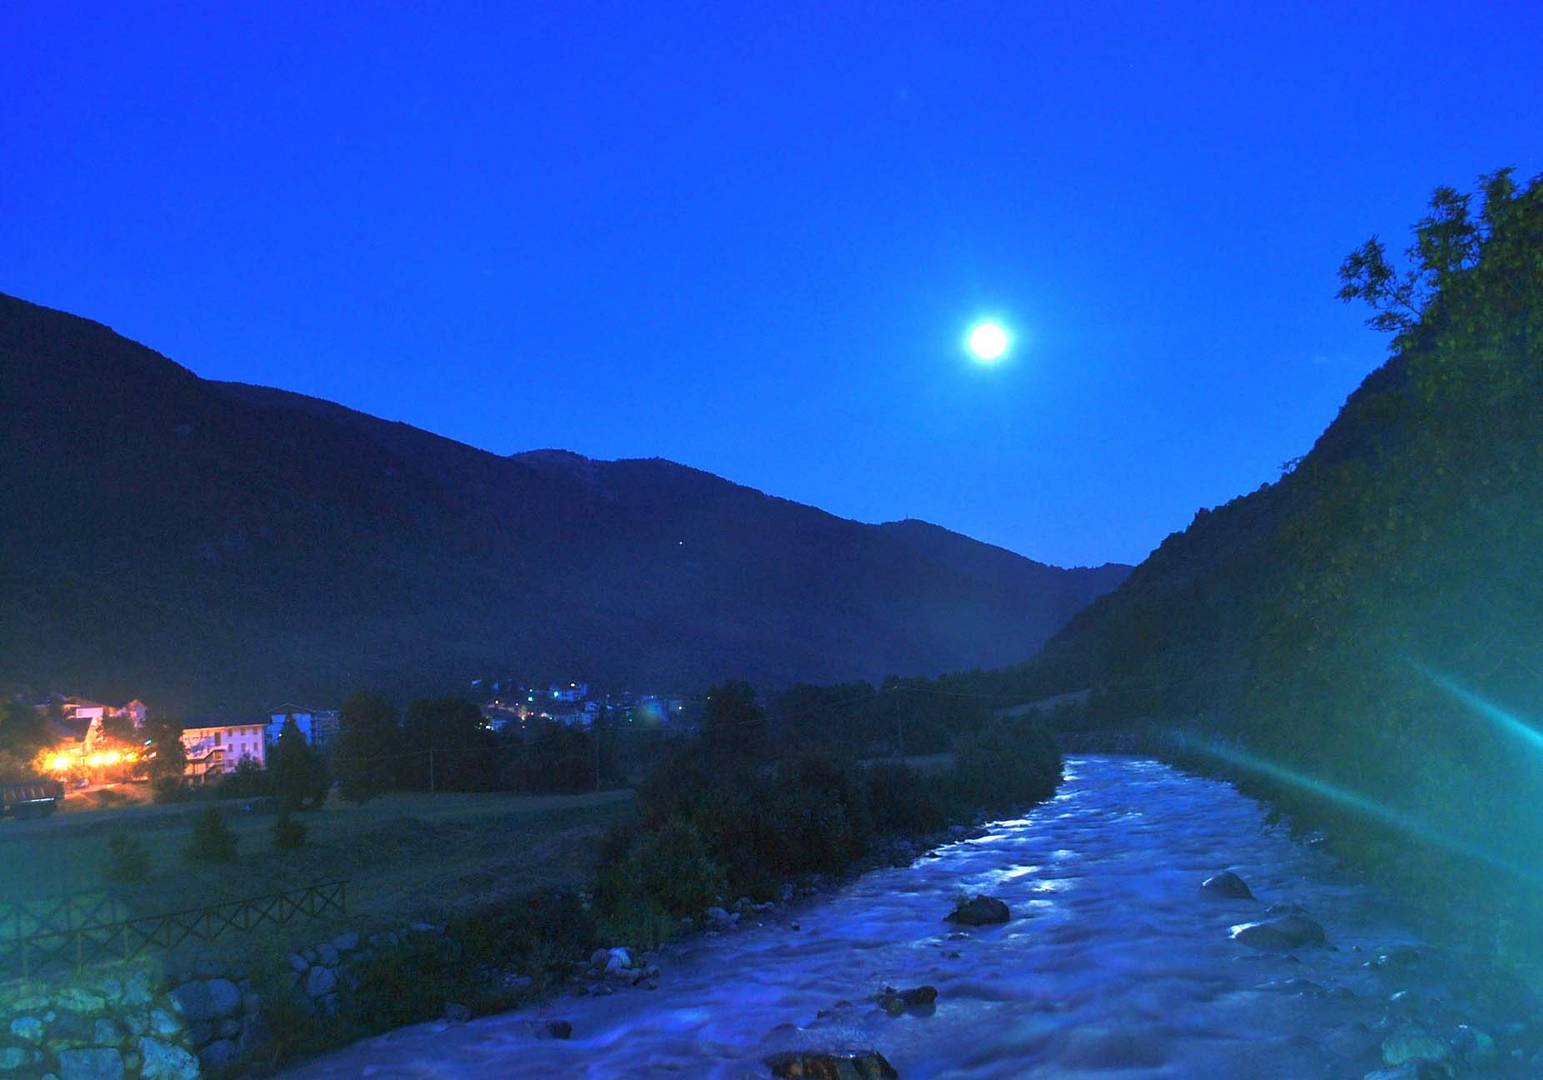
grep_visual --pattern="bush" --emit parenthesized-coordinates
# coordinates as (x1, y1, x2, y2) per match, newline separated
(593, 819, 722, 949)
(185, 806, 238, 863)
(151, 775, 186, 804)
(104, 829, 150, 883)
(218, 758, 272, 800)
(272, 809, 307, 849)
(629, 818, 725, 917)
(758, 783, 861, 878)
(701, 751, 869, 887)
(952, 718, 1062, 814)
(254, 982, 335, 1067)
(451, 887, 597, 979)
(863, 761, 949, 837)
(635, 744, 716, 826)
(346, 933, 466, 1032)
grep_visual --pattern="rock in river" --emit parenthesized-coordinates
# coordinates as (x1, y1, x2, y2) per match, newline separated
(945, 895, 1010, 925)
(1229, 914, 1326, 951)
(1200, 870, 1254, 900)
(765, 1049, 899, 1079)
(875, 985, 937, 1016)
(1381, 1024, 1450, 1068)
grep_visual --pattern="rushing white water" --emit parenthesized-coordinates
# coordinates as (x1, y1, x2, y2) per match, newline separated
(284, 756, 1535, 1078)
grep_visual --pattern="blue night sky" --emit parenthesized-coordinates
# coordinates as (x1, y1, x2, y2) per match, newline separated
(4, 2, 1539, 567)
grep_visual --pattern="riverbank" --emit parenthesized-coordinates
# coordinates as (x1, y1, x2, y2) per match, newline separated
(0, 789, 635, 1077)
(257, 731, 1061, 1072)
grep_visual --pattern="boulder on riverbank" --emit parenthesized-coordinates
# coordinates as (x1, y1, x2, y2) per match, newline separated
(945, 895, 1010, 925)
(765, 1049, 899, 1078)
(1200, 871, 1254, 900)
(1229, 914, 1326, 951)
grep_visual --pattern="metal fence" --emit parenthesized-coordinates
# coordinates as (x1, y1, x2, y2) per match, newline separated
(1, 881, 347, 979)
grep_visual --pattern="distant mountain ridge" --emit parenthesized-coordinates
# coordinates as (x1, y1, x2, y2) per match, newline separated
(0, 292, 1129, 712)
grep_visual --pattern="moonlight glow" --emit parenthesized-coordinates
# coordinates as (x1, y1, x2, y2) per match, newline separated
(966, 321, 1010, 362)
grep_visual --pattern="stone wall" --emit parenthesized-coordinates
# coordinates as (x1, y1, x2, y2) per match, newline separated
(0, 922, 444, 1080)
(0, 963, 215, 1080)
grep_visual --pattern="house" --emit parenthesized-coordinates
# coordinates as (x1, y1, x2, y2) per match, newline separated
(265, 705, 340, 748)
(61, 698, 108, 725)
(181, 722, 267, 781)
(54, 696, 148, 728)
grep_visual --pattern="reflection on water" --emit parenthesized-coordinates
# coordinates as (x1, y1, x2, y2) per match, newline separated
(283, 756, 1534, 1079)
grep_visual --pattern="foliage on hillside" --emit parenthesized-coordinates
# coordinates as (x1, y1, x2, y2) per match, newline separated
(1238, 170, 1542, 957)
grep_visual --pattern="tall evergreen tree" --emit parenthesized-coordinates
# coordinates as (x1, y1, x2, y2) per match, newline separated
(269, 716, 330, 809)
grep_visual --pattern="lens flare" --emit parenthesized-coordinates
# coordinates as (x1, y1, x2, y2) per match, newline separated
(1171, 732, 1542, 887)
(1414, 665, 1543, 755)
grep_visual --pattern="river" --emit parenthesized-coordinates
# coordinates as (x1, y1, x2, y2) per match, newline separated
(283, 756, 1537, 1078)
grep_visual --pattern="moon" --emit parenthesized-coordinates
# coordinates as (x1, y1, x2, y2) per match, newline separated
(965, 320, 1010, 363)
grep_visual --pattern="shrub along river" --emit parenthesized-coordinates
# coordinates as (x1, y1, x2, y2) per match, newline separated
(283, 756, 1540, 1078)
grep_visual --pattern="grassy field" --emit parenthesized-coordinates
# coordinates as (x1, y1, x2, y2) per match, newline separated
(0, 788, 635, 977)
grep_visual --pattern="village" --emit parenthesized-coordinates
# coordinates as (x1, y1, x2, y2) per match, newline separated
(0, 683, 687, 814)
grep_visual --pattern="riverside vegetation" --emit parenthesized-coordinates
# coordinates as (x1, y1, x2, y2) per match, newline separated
(273, 680, 1063, 1059)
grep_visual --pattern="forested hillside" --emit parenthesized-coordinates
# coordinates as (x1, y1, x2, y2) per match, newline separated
(993, 170, 1543, 959)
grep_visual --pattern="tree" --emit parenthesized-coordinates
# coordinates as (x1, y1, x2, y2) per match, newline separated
(398, 697, 496, 792)
(773, 682, 878, 753)
(702, 679, 765, 764)
(141, 713, 186, 798)
(0, 700, 48, 757)
(334, 691, 399, 803)
(186, 807, 238, 863)
(0, 700, 49, 782)
(269, 716, 330, 809)
(506, 719, 594, 793)
(272, 808, 307, 849)
(1338, 168, 1532, 341)
(104, 829, 150, 883)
